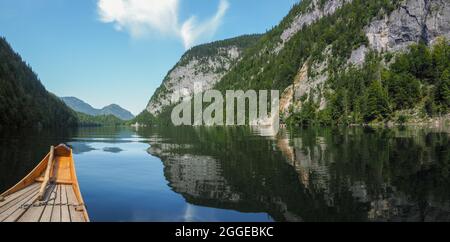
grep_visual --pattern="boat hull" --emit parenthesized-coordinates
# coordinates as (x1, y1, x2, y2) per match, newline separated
(0, 144, 89, 222)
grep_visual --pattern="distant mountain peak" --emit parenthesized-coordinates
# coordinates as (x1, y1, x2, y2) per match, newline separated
(61, 97, 134, 121)
(99, 104, 135, 121)
(103, 104, 121, 109)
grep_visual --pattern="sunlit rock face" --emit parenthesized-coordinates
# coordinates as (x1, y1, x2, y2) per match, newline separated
(146, 0, 450, 126)
(146, 34, 263, 117)
(147, 47, 241, 116)
(280, 0, 450, 63)
(363, 0, 450, 58)
(280, 0, 450, 117)
(275, 0, 353, 53)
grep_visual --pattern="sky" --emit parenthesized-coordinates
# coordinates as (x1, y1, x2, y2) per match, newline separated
(0, 0, 298, 115)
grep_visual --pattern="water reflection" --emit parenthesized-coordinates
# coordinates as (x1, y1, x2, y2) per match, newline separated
(1, 125, 449, 221)
(281, 127, 450, 221)
(143, 126, 450, 222)
(103, 147, 124, 153)
(0, 128, 73, 192)
(71, 142, 97, 154)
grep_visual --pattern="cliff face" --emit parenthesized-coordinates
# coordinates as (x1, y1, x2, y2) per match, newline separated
(281, 0, 450, 63)
(280, 0, 450, 118)
(145, 0, 450, 123)
(344, 0, 450, 69)
(365, 0, 450, 57)
(146, 35, 261, 116)
(276, 0, 353, 53)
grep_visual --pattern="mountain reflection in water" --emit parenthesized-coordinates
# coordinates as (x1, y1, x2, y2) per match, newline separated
(144, 126, 450, 222)
(1, 125, 449, 222)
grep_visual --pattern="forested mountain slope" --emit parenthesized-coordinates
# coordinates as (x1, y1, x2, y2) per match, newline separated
(143, 0, 450, 126)
(0, 37, 77, 129)
(146, 34, 261, 116)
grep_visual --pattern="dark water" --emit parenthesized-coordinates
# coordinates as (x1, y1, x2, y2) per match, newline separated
(1, 125, 449, 222)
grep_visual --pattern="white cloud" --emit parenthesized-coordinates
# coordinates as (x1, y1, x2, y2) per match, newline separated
(97, 0, 229, 49)
(181, 0, 229, 49)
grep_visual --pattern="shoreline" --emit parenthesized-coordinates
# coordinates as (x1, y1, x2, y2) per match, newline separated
(348, 115, 450, 128)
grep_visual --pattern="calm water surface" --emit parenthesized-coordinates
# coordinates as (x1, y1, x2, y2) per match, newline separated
(1, 126, 449, 222)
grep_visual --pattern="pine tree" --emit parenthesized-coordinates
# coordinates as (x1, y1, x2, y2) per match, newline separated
(439, 70, 450, 108)
(408, 42, 433, 82)
(431, 37, 450, 79)
(365, 80, 391, 122)
(385, 72, 421, 110)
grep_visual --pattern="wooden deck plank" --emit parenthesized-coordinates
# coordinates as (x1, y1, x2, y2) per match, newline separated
(18, 183, 56, 222)
(0, 184, 40, 214)
(65, 185, 85, 222)
(1, 145, 89, 223)
(39, 184, 57, 222)
(1, 188, 39, 222)
(60, 185, 71, 222)
(0, 184, 39, 218)
(50, 185, 61, 222)
(17, 199, 46, 222)
(0, 183, 39, 209)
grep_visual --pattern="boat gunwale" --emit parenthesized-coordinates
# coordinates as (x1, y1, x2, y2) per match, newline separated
(0, 144, 90, 222)
(1, 153, 49, 198)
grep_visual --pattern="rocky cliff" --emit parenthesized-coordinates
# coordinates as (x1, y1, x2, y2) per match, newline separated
(363, 0, 450, 60)
(275, 0, 450, 121)
(276, 0, 354, 53)
(281, 0, 450, 116)
(146, 35, 261, 116)
(145, 0, 450, 125)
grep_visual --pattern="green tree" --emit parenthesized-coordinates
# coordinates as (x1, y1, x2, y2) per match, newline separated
(425, 87, 438, 116)
(438, 70, 450, 108)
(384, 72, 421, 110)
(408, 42, 433, 82)
(365, 80, 391, 122)
(431, 37, 450, 79)
(0, 37, 78, 129)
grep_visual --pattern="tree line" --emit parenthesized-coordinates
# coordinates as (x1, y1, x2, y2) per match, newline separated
(289, 38, 450, 126)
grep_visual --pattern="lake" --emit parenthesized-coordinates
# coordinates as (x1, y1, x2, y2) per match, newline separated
(1, 125, 449, 222)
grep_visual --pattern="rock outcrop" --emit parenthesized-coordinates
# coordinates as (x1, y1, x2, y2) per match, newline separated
(275, 0, 353, 53)
(288, 0, 450, 113)
(146, 35, 260, 116)
(364, 0, 450, 58)
(145, 0, 450, 124)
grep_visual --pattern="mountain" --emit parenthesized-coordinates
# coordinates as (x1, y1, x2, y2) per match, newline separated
(76, 112, 124, 127)
(60, 96, 98, 116)
(99, 104, 134, 121)
(0, 37, 77, 129)
(146, 34, 261, 116)
(144, 0, 450, 126)
(216, 0, 450, 125)
(61, 97, 135, 121)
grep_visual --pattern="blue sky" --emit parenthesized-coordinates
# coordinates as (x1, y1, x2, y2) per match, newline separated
(0, 0, 298, 114)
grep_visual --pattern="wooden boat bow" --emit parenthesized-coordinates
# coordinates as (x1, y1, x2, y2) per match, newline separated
(0, 144, 89, 222)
